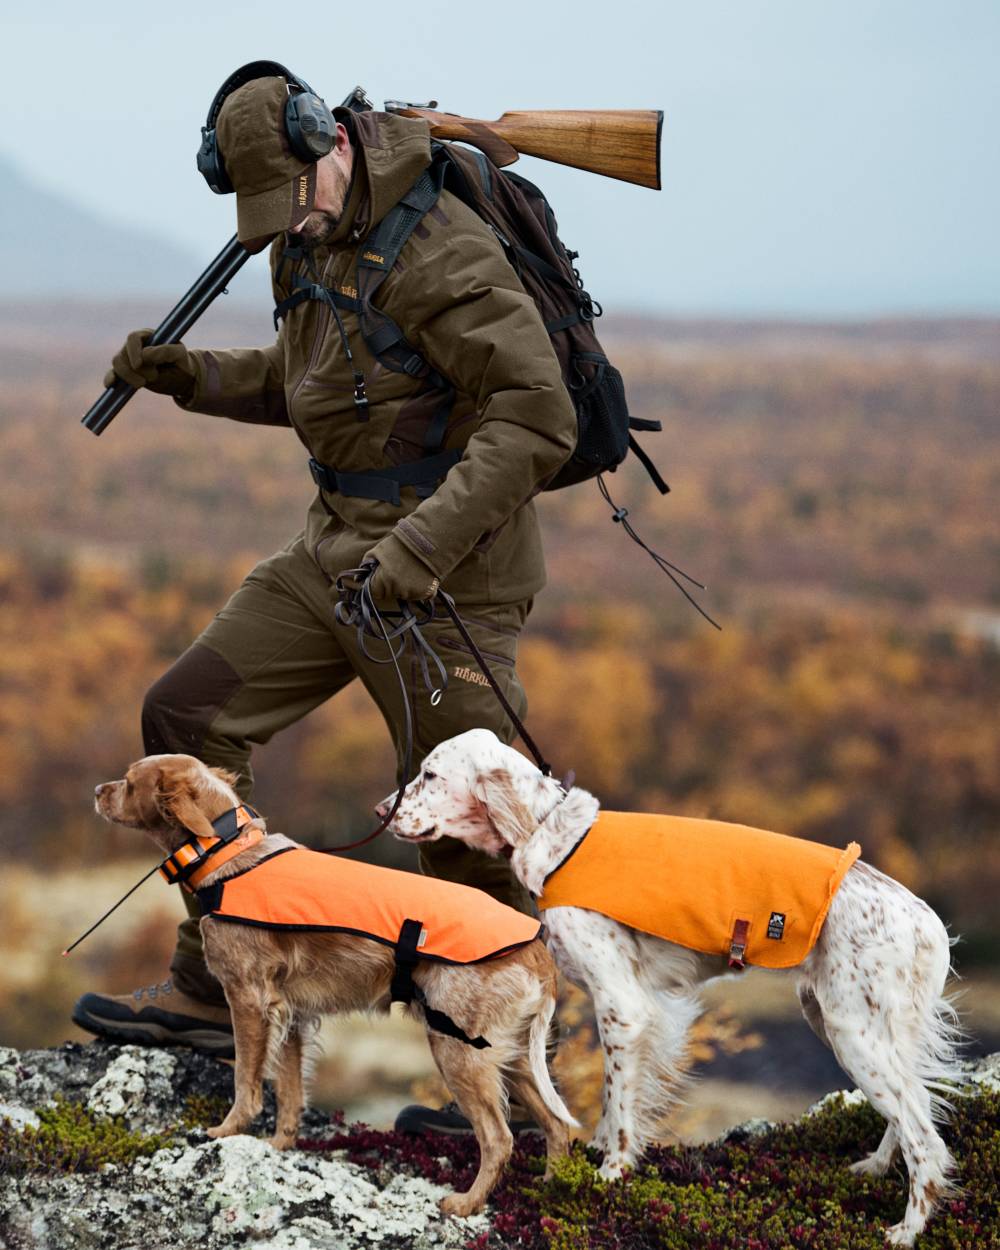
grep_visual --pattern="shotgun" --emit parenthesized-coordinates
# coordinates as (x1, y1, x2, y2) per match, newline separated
(83, 92, 662, 435)
(81, 236, 251, 435)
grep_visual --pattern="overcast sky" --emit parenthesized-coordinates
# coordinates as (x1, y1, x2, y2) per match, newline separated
(5, 0, 999, 315)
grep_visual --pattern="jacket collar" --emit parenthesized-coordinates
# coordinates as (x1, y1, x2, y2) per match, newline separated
(301, 111, 432, 251)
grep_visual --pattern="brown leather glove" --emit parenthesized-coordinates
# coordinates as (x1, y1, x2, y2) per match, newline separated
(364, 533, 441, 604)
(104, 328, 197, 399)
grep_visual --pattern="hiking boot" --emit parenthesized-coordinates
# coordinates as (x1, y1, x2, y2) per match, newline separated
(72, 979, 235, 1058)
(394, 1099, 539, 1135)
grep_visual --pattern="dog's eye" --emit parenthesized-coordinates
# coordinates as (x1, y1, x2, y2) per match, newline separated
(125, 780, 134, 794)
(423, 770, 437, 782)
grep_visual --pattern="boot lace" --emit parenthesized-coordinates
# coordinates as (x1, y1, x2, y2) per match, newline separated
(132, 979, 174, 1002)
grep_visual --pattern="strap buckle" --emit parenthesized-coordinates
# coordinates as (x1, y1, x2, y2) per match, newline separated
(308, 457, 337, 492)
(728, 918, 750, 970)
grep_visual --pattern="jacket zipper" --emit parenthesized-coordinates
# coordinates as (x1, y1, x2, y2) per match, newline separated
(290, 252, 337, 416)
(291, 250, 344, 554)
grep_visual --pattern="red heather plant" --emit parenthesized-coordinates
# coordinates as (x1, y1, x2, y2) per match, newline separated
(299, 1087, 1000, 1249)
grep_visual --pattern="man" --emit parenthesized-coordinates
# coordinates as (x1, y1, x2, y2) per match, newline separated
(73, 74, 577, 1126)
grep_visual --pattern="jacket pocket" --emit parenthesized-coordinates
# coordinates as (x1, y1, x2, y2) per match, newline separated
(437, 635, 515, 668)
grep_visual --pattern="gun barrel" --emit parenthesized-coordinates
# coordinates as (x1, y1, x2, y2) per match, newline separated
(82, 236, 252, 436)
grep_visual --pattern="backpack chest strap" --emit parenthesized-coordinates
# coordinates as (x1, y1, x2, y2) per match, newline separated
(273, 275, 361, 330)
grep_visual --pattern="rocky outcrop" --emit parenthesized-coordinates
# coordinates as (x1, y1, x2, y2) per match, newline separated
(1, 1043, 998, 1250)
(0, 1042, 487, 1250)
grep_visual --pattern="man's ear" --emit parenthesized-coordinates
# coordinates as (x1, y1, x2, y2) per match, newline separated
(156, 780, 217, 840)
(473, 768, 536, 846)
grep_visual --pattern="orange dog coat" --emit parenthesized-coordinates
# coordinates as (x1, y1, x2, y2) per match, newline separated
(537, 811, 861, 969)
(197, 846, 541, 966)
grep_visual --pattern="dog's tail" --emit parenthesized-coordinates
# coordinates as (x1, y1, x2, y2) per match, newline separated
(529, 991, 579, 1128)
(912, 918, 970, 1118)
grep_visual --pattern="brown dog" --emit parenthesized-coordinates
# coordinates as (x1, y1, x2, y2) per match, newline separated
(93, 752, 575, 1216)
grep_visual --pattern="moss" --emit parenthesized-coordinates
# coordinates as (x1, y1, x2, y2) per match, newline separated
(0, 1089, 242, 1176)
(179, 1092, 231, 1131)
(0, 1097, 175, 1175)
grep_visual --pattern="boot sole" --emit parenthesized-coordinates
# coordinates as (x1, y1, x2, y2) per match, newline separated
(394, 1105, 540, 1135)
(72, 1005, 235, 1060)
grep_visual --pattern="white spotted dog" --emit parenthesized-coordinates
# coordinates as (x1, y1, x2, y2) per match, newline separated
(382, 728, 967, 1248)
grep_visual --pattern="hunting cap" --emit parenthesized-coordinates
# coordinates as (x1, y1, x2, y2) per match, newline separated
(216, 77, 317, 249)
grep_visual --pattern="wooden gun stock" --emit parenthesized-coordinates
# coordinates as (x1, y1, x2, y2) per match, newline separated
(391, 108, 663, 190)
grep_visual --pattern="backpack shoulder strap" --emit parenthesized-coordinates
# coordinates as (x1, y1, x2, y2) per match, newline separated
(353, 155, 457, 468)
(355, 154, 449, 321)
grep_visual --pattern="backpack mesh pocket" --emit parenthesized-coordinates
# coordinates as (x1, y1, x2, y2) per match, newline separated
(571, 353, 630, 467)
(547, 352, 631, 490)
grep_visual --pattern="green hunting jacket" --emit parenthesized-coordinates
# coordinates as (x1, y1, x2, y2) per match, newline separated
(178, 111, 577, 605)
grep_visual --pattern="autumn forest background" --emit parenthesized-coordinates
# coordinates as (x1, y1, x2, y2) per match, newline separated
(2, 301, 998, 1134)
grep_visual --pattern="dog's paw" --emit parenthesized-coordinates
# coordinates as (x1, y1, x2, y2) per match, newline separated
(598, 1156, 627, 1181)
(883, 1221, 918, 1248)
(439, 1191, 483, 1218)
(850, 1153, 892, 1178)
(206, 1123, 240, 1140)
(267, 1131, 297, 1151)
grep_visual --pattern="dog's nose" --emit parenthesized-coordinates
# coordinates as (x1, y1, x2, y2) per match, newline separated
(374, 801, 388, 820)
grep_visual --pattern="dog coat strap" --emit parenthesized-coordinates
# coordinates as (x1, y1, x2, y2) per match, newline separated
(390, 917, 490, 1048)
(390, 918, 424, 1005)
(413, 985, 490, 1049)
(728, 918, 751, 969)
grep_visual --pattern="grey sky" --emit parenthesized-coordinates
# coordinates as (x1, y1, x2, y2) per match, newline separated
(5, 0, 998, 315)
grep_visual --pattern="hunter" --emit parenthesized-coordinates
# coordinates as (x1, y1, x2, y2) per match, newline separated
(74, 75, 577, 1132)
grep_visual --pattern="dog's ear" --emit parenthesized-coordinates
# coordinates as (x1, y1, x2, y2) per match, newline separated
(208, 765, 241, 791)
(474, 768, 536, 845)
(155, 769, 217, 840)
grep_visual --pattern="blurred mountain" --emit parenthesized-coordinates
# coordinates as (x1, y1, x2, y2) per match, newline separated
(0, 154, 203, 297)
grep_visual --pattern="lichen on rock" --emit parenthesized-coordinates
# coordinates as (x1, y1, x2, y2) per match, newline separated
(0, 1041, 487, 1250)
(85, 1046, 178, 1129)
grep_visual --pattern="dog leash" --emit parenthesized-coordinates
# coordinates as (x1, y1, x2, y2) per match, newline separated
(435, 591, 555, 777)
(335, 564, 557, 780)
(62, 804, 262, 955)
(65, 572, 563, 949)
(320, 566, 435, 853)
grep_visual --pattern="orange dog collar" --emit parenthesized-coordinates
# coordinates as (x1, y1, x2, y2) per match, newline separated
(158, 804, 263, 891)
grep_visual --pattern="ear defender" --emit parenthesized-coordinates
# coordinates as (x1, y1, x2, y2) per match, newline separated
(196, 60, 336, 195)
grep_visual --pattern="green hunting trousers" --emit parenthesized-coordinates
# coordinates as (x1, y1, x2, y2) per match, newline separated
(142, 534, 535, 1006)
